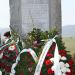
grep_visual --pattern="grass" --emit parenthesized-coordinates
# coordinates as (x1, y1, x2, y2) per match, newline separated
(62, 37, 75, 57)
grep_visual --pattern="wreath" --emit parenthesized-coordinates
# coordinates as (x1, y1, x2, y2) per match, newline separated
(15, 28, 74, 75)
(0, 28, 74, 75)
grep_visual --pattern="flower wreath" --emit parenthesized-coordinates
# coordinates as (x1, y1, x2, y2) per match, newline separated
(0, 44, 18, 75)
(43, 43, 74, 75)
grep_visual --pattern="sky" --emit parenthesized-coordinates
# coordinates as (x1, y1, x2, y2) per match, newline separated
(0, 0, 75, 28)
(62, 0, 75, 26)
(0, 0, 10, 28)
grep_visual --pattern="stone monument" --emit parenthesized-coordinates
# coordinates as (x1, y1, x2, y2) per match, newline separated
(9, 0, 61, 37)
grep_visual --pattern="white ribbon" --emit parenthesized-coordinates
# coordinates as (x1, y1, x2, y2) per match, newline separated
(10, 48, 38, 75)
(34, 39, 53, 75)
(52, 39, 62, 75)
(34, 37, 62, 75)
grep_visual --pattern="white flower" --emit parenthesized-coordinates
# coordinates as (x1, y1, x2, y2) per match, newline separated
(49, 56, 70, 74)
(59, 62, 70, 73)
(62, 73, 66, 75)
(9, 45, 15, 51)
(10, 73, 15, 75)
(0, 71, 2, 75)
(66, 68, 71, 72)
(61, 67, 67, 73)
(59, 55, 61, 59)
(0, 53, 3, 59)
(65, 63, 70, 67)
(61, 56, 67, 60)
(60, 62, 65, 68)
(51, 66, 55, 71)
(50, 58, 54, 63)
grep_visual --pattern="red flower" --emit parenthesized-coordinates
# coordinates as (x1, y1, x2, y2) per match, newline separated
(2, 55, 9, 60)
(59, 50, 67, 56)
(47, 50, 52, 54)
(27, 52, 31, 56)
(40, 71, 43, 75)
(0, 63, 5, 69)
(50, 46, 55, 51)
(13, 56, 17, 60)
(20, 71, 24, 75)
(50, 42, 56, 50)
(30, 62, 34, 65)
(46, 53, 53, 57)
(61, 53, 66, 56)
(59, 50, 66, 54)
(45, 60, 52, 66)
(66, 72, 71, 75)
(47, 68, 54, 74)
(68, 59, 74, 67)
(70, 68, 74, 75)
(5, 66, 11, 72)
(8, 50, 13, 53)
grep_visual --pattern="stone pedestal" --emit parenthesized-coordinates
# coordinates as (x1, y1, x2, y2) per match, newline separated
(9, 0, 61, 37)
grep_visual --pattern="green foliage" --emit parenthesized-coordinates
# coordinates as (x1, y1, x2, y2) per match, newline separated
(15, 28, 66, 75)
(23, 28, 65, 50)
